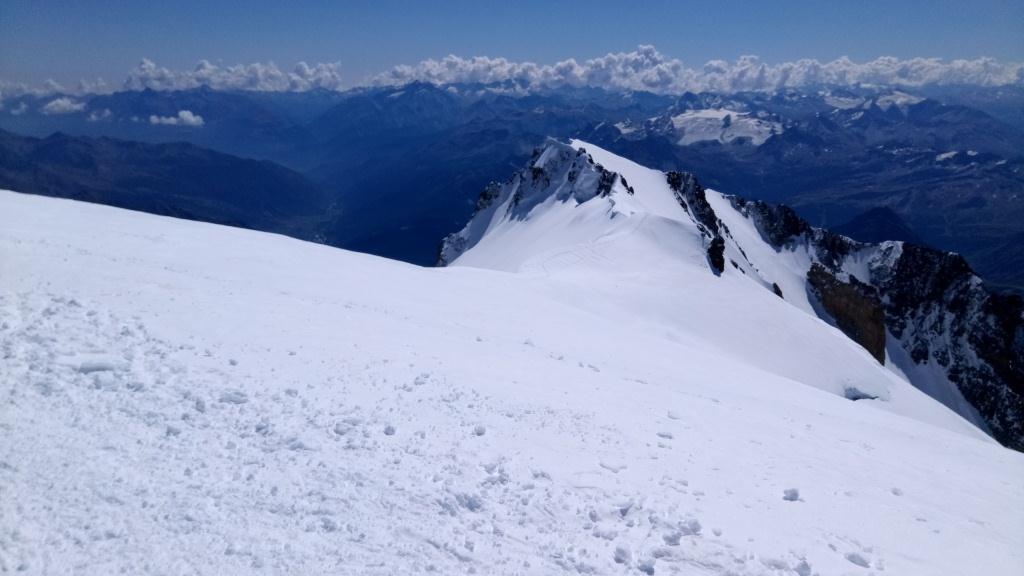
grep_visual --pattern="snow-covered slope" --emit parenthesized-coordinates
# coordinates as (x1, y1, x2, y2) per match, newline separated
(2, 188, 1022, 576)
(442, 138, 1024, 451)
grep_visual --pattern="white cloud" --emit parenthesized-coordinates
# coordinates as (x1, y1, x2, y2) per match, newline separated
(149, 109, 204, 126)
(371, 46, 1024, 94)
(76, 78, 110, 94)
(124, 58, 344, 92)
(10, 102, 28, 116)
(41, 97, 86, 115)
(4, 48, 1022, 98)
(0, 79, 68, 99)
(87, 108, 113, 122)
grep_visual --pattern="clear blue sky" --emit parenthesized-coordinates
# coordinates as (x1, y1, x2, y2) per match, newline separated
(3, 0, 1022, 87)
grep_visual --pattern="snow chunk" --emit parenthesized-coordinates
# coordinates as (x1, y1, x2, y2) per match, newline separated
(218, 390, 248, 404)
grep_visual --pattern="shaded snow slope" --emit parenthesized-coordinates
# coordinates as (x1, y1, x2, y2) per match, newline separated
(2, 190, 1022, 576)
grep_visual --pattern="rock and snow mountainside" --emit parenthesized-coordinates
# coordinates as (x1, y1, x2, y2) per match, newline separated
(441, 139, 1024, 452)
(2, 184, 1023, 576)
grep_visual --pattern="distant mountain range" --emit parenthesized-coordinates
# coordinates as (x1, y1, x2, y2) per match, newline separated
(0, 130, 334, 239)
(2, 82, 1022, 288)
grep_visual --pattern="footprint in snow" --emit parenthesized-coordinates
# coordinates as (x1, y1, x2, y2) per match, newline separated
(845, 552, 871, 568)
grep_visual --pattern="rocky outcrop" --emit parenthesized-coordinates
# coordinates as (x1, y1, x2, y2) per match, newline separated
(742, 200, 1024, 450)
(870, 244, 1024, 449)
(667, 171, 719, 236)
(667, 171, 728, 275)
(474, 181, 503, 212)
(707, 237, 726, 275)
(729, 197, 858, 268)
(807, 263, 886, 363)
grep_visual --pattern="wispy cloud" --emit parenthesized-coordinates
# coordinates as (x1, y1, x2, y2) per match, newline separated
(149, 110, 204, 126)
(87, 108, 113, 122)
(41, 97, 86, 115)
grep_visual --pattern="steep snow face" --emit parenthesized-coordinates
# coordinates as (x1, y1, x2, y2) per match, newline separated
(2, 190, 1022, 575)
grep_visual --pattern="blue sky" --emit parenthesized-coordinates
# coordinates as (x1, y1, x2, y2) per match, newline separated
(3, 0, 1022, 87)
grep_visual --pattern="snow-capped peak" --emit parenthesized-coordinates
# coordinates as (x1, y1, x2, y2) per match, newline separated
(441, 139, 1024, 452)
(439, 138, 718, 273)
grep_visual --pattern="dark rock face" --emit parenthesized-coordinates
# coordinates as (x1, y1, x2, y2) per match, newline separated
(729, 198, 809, 246)
(475, 181, 502, 212)
(707, 237, 726, 275)
(807, 264, 887, 363)
(668, 171, 727, 276)
(731, 197, 861, 271)
(871, 245, 1024, 449)
(597, 168, 618, 197)
(667, 171, 719, 236)
(746, 201, 1024, 451)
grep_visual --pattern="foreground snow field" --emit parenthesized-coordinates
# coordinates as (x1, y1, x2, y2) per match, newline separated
(1, 188, 1022, 575)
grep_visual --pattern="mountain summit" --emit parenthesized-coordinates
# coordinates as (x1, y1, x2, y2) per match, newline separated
(442, 139, 1024, 450)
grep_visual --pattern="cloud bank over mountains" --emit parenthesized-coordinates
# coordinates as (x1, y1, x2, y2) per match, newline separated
(5, 46, 1023, 97)
(372, 46, 1024, 93)
(123, 59, 346, 92)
